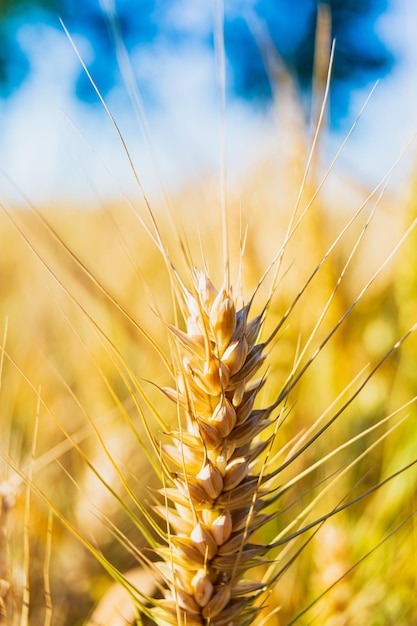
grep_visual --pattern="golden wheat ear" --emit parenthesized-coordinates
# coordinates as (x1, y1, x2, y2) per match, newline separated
(143, 269, 271, 625)
(0, 320, 16, 626)
(0, 484, 14, 625)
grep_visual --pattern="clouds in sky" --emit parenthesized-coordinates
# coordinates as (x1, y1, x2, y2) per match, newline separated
(0, 0, 416, 207)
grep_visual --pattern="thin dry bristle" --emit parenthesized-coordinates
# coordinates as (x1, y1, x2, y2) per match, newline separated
(213, 0, 230, 288)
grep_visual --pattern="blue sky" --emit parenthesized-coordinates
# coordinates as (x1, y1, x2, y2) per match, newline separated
(1, 0, 416, 207)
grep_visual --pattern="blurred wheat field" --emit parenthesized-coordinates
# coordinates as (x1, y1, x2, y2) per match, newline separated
(1, 9, 417, 626)
(1, 158, 417, 625)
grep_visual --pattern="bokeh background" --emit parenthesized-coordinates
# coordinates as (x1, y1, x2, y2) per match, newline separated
(1, 2, 417, 625)
(0, 0, 416, 206)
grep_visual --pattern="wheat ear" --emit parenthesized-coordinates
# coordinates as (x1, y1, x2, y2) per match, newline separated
(143, 267, 275, 626)
(0, 483, 14, 626)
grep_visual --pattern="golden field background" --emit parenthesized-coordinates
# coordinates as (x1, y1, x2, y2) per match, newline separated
(1, 102, 417, 626)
